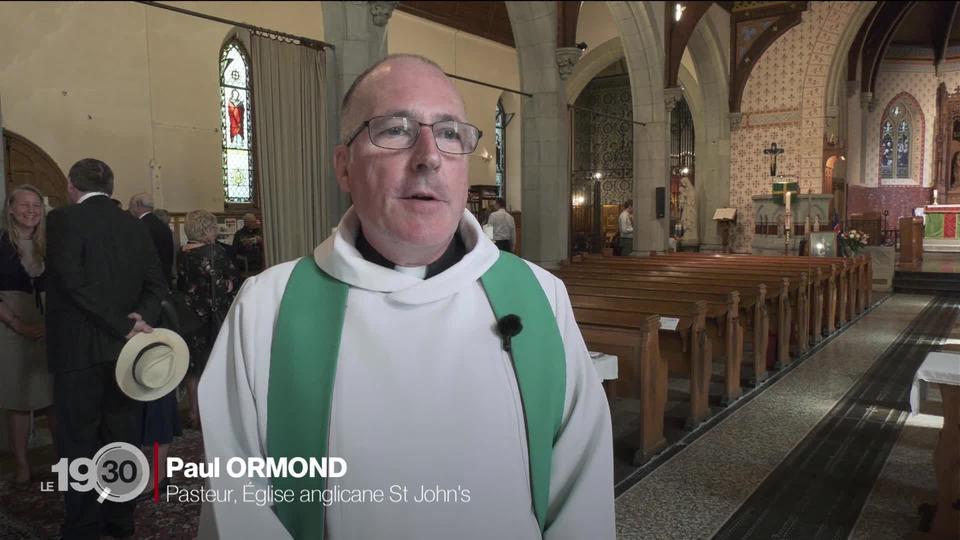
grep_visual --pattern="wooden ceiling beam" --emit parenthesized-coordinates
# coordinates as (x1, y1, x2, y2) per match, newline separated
(859, 2, 915, 95)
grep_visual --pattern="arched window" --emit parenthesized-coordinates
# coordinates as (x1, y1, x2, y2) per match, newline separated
(879, 101, 914, 180)
(220, 39, 255, 205)
(495, 99, 505, 197)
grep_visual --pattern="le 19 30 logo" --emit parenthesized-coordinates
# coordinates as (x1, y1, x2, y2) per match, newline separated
(48, 442, 150, 503)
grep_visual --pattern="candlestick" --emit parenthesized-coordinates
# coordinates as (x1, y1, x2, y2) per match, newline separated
(933, 189, 939, 205)
(785, 191, 792, 212)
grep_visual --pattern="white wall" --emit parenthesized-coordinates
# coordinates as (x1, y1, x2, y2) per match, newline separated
(387, 11, 522, 209)
(0, 1, 324, 212)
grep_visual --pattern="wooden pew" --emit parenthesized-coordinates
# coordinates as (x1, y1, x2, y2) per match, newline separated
(582, 257, 816, 351)
(573, 313, 667, 463)
(562, 263, 805, 360)
(562, 276, 769, 384)
(663, 252, 871, 327)
(651, 254, 840, 342)
(556, 268, 788, 368)
(572, 301, 713, 430)
(566, 284, 743, 405)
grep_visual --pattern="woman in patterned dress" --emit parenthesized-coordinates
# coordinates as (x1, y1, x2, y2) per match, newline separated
(177, 210, 238, 430)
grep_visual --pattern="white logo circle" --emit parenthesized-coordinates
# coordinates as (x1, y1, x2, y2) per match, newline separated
(91, 442, 150, 503)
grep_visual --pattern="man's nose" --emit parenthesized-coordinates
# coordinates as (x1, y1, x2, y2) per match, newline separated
(410, 126, 442, 172)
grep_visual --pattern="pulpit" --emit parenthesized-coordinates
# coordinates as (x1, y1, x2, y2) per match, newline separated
(900, 216, 924, 263)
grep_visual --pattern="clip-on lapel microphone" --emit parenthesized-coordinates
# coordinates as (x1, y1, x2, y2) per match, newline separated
(496, 314, 523, 352)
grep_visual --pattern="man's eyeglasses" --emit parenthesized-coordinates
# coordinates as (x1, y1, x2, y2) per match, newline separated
(344, 116, 482, 155)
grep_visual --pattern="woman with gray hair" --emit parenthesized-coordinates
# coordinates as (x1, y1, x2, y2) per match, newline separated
(0, 184, 55, 485)
(177, 210, 238, 429)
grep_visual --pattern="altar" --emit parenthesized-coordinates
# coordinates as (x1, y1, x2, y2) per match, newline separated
(751, 193, 835, 254)
(923, 205, 960, 252)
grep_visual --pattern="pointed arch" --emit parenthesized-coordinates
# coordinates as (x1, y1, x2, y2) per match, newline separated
(878, 92, 923, 184)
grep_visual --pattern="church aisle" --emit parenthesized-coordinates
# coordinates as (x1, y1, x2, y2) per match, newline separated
(614, 294, 939, 540)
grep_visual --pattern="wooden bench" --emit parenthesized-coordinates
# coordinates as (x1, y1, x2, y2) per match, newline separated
(560, 264, 802, 362)
(665, 252, 871, 323)
(557, 267, 788, 367)
(643, 255, 839, 344)
(572, 300, 712, 432)
(570, 290, 742, 404)
(563, 277, 769, 385)
(579, 257, 816, 351)
(572, 313, 666, 463)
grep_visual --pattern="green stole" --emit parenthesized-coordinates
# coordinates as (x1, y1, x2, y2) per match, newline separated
(267, 252, 566, 539)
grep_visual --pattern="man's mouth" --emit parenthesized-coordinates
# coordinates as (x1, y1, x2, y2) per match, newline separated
(404, 193, 440, 202)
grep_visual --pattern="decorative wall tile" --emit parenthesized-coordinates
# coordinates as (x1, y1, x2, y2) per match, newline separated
(731, 2, 859, 251)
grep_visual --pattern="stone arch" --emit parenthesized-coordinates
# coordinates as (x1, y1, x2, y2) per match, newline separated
(682, 5, 730, 249)
(566, 37, 627, 104)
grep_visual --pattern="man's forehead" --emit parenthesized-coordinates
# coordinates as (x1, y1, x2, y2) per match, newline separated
(354, 61, 465, 120)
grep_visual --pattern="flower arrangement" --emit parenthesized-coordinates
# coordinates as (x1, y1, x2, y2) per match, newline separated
(839, 229, 869, 255)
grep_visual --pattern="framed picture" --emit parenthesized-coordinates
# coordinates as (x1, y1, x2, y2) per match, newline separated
(809, 231, 837, 257)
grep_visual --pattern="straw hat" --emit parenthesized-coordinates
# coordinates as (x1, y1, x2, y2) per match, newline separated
(115, 329, 189, 402)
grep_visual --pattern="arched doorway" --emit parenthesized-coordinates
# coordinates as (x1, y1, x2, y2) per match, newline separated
(3, 130, 69, 208)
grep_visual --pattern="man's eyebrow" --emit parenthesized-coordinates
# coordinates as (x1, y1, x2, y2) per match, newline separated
(381, 110, 464, 123)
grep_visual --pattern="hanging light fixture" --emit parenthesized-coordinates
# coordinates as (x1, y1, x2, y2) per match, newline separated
(674, 3, 686, 22)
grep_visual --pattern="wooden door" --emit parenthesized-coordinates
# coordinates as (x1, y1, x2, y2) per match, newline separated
(3, 130, 68, 208)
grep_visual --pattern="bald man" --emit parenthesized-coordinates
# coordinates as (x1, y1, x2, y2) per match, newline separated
(199, 54, 614, 540)
(231, 212, 263, 275)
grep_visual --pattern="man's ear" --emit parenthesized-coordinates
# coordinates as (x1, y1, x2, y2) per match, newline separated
(333, 145, 351, 193)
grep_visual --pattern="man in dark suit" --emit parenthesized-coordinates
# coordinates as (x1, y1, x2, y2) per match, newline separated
(46, 158, 169, 540)
(128, 192, 174, 284)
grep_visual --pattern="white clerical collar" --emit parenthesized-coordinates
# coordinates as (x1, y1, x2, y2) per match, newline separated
(77, 192, 110, 204)
(137, 211, 150, 219)
(313, 207, 501, 305)
(393, 265, 427, 280)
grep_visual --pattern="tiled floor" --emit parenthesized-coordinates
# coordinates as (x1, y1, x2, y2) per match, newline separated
(614, 294, 944, 540)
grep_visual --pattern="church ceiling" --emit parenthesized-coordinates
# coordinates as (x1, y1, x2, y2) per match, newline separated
(888, 1, 959, 50)
(396, 2, 514, 47)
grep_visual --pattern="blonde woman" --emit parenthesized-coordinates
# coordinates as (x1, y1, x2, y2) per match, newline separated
(0, 185, 55, 484)
(177, 210, 238, 429)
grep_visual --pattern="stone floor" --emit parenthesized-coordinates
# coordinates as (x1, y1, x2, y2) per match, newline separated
(614, 293, 951, 540)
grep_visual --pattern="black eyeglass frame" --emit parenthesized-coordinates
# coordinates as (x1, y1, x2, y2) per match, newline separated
(343, 115, 483, 155)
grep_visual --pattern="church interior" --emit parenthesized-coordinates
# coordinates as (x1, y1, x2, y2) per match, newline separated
(2, 1, 960, 539)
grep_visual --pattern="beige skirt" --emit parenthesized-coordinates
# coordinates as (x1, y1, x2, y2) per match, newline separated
(0, 290, 52, 411)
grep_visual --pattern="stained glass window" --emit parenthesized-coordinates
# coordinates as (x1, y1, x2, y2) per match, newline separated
(495, 100, 505, 197)
(880, 99, 913, 180)
(897, 120, 910, 172)
(880, 121, 893, 178)
(220, 40, 255, 204)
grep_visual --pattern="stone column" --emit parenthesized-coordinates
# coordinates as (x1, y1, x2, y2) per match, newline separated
(319, 1, 394, 235)
(507, 2, 572, 267)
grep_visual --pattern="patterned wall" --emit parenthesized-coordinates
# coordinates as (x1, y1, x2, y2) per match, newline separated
(847, 185, 932, 220)
(572, 75, 633, 205)
(844, 53, 960, 217)
(729, 1, 860, 252)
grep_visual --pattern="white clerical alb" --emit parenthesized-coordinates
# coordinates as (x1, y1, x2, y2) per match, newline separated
(197, 208, 615, 540)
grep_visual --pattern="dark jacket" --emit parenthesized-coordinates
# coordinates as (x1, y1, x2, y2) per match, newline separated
(45, 195, 169, 373)
(141, 211, 175, 284)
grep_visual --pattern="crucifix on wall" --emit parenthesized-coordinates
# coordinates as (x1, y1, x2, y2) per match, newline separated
(763, 142, 785, 177)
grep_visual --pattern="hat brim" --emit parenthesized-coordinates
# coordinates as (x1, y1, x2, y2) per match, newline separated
(116, 328, 190, 402)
